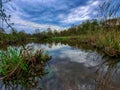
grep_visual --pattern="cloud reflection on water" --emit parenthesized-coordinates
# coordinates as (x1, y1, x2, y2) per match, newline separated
(25, 43, 120, 90)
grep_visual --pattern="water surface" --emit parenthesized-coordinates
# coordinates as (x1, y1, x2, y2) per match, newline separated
(0, 43, 120, 90)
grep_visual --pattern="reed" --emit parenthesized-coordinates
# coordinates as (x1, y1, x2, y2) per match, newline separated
(0, 46, 51, 80)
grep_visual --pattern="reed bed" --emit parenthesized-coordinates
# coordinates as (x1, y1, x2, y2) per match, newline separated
(0, 46, 51, 80)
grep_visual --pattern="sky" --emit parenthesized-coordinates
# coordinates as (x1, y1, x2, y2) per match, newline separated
(4, 0, 104, 33)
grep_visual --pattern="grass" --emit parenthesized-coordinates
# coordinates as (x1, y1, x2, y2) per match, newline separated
(46, 30, 120, 57)
(45, 36, 70, 42)
(0, 46, 51, 80)
(76, 30, 120, 57)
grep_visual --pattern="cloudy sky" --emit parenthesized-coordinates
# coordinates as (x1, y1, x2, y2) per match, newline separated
(4, 0, 104, 33)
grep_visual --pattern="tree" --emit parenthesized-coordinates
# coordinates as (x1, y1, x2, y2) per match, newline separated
(0, 0, 13, 30)
(46, 27, 53, 37)
(35, 28, 40, 34)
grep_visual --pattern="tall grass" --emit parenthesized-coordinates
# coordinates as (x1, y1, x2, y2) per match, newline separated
(0, 46, 51, 80)
(71, 30, 120, 57)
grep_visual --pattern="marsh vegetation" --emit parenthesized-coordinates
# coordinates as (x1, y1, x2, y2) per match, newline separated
(0, 0, 120, 89)
(0, 46, 51, 80)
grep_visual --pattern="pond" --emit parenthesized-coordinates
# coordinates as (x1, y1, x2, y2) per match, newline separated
(0, 42, 120, 90)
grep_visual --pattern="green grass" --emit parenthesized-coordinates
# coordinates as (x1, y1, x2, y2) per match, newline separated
(0, 46, 51, 80)
(45, 36, 70, 42)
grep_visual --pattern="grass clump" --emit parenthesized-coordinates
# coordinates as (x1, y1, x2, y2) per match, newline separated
(0, 46, 51, 80)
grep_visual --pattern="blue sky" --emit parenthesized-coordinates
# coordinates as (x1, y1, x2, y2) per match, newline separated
(5, 0, 104, 33)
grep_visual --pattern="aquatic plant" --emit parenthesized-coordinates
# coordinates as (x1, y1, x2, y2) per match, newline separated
(0, 46, 51, 80)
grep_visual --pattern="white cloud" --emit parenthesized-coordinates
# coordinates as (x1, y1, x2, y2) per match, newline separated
(3, 0, 104, 33)
(7, 12, 64, 33)
(5, 0, 64, 33)
(61, 0, 101, 23)
(11, 17, 63, 30)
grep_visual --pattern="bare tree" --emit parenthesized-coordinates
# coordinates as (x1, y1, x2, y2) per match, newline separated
(0, 0, 13, 30)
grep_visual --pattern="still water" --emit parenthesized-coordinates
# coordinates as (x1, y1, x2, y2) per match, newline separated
(0, 43, 120, 90)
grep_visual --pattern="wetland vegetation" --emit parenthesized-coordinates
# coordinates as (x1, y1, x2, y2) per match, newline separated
(0, 0, 120, 90)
